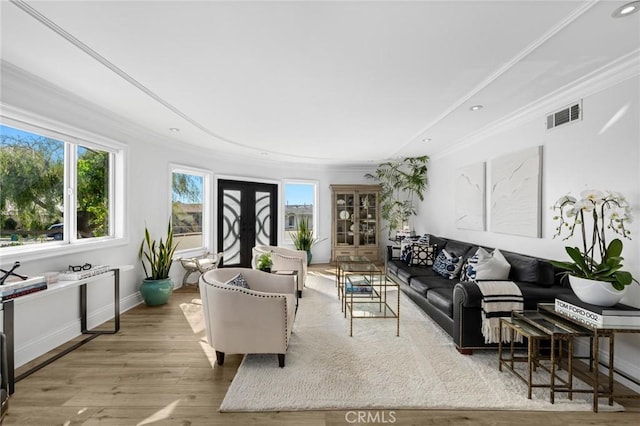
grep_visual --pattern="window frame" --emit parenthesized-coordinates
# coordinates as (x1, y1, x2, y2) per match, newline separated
(282, 179, 319, 246)
(0, 112, 128, 263)
(169, 163, 212, 258)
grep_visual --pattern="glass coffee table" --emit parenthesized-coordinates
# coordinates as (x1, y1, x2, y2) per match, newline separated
(343, 264, 399, 337)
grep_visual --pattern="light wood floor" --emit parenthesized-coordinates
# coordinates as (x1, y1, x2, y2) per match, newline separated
(3, 265, 639, 425)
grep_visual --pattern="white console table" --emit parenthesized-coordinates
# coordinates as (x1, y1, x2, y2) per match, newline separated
(1, 266, 131, 394)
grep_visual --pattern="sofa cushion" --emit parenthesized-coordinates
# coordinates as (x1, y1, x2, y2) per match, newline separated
(396, 264, 435, 284)
(410, 243, 437, 266)
(442, 240, 473, 258)
(502, 251, 555, 286)
(426, 287, 455, 317)
(432, 249, 464, 279)
(410, 274, 453, 296)
(475, 248, 511, 280)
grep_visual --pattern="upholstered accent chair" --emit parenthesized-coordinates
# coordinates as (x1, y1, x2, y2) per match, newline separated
(199, 268, 296, 368)
(179, 251, 223, 286)
(251, 245, 307, 297)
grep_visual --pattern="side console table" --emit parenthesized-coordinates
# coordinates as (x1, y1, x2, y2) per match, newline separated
(1, 266, 129, 394)
(538, 302, 640, 412)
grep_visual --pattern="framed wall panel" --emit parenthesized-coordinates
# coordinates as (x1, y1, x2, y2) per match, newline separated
(455, 162, 486, 231)
(490, 146, 542, 238)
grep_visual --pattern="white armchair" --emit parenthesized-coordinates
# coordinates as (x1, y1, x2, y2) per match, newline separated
(251, 245, 307, 297)
(199, 268, 296, 368)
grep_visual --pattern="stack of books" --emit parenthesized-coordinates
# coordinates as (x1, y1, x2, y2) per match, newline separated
(1, 276, 47, 301)
(58, 265, 111, 281)
(555, 294, 640, 327)
(346, 280, 373, 294)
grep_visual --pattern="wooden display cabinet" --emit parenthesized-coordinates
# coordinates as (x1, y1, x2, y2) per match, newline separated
(330, 184, 381, 263)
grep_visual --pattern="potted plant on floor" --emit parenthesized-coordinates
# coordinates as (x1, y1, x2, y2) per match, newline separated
(138, 220, 178, 306)
(290, 217, 322, 265)
(550, 189, 637, 306)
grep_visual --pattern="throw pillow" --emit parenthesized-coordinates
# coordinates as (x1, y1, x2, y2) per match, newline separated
(417, 234, 430, 244)
(461, 253, 480, 282)
(475, 248, 511, 280)
(225, 273, 250, 289)
(432, 249, 464, 279)
(410, 243, 436, 266)
(400, 236, 419, 264)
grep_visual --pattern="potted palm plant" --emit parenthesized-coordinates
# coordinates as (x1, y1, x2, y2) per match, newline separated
(290, 217, 321, 265)
(138, 220, 178, 306)
(551, 189, 637, 306)
(364, 156, 429, 238)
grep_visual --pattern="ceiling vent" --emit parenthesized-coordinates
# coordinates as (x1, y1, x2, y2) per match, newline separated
(546, 101, 582, 130)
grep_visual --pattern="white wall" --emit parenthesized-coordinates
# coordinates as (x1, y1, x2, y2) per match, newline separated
(0, 63, 374, 367)
(418, 75, 640, 390)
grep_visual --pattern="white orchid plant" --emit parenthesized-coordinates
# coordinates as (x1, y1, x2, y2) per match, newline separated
(551, 189, 637, 290)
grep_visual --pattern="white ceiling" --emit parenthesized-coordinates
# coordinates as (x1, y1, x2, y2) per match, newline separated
(1, 0, 639, 165)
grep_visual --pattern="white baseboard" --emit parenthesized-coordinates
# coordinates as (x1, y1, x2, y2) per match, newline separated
(14, 292, 143, 368)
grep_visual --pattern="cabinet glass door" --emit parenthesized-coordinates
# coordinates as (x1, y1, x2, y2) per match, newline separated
(335, 193, 355, 246)
(358, 192, 377, 246)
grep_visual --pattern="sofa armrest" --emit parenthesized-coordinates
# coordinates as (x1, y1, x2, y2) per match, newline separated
(453, 281, 482, 308)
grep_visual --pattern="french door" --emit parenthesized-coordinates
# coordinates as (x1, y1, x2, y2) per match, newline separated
(217, 179, 278, 267)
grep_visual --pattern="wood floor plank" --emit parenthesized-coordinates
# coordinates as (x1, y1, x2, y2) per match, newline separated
(3, 264, 639, 425)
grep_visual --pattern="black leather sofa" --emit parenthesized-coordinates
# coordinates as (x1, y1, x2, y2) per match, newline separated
(386, 234, 573, 354)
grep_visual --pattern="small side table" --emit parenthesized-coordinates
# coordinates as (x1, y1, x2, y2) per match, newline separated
(498, 317, 550, 399)
(272, 269, 298, 312)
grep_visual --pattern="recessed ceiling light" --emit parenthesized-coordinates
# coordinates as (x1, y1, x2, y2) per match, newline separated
(612, 1, 640, 17)
(169, 127, 180, 132)
(422, 138, 432, 143)
(470, 105, 484, 111)
(260, 152, 269, 156)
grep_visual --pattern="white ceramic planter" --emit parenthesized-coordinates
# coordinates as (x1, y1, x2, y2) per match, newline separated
(568, 275, 627, 307)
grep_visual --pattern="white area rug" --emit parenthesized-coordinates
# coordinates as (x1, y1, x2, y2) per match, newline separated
(219, 272, 622, 412)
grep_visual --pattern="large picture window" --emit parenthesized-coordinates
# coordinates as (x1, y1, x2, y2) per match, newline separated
(171, 165, 211, 254)
(283, 181, 317, 244)
(0, 120, 124, 257)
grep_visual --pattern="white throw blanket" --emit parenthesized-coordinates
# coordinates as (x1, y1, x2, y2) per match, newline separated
(476, 280, 524, 344)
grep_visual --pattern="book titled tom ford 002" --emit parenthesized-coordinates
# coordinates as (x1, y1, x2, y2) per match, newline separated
(555, 294, 640, 327)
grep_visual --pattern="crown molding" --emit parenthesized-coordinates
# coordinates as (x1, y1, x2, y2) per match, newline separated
(432, 50, 640, 160)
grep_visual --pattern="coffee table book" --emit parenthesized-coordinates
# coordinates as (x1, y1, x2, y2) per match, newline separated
(555, 294, 640, 327)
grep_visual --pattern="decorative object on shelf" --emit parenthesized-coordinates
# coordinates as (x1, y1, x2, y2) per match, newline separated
(138, 220, 178, 306)
(551, 189, 637, 306)
(339, 210, 350, 220)
(257, 252, 273, 272)
(289, 217, 325, 265)
(364, 156, 429, 237)
(0, 261, 28, 285)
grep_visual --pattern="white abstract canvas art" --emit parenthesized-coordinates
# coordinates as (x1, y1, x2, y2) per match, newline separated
(455, 162, 485, 230)
(490, 146, 542, 237)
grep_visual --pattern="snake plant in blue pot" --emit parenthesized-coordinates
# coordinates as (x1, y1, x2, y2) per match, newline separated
(138, 220, 178, 306)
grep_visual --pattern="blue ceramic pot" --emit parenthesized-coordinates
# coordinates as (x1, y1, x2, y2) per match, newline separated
(140, 278, 174, 306)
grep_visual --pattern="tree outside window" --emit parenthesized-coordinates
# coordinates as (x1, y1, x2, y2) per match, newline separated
(1, 124, 114, 248)
(171, 167, 208, 252)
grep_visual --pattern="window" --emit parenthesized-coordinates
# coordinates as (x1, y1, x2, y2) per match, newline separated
(283, 181, 317, 243)
(1, 121, 123, 256)
(171, 165, 211, 254)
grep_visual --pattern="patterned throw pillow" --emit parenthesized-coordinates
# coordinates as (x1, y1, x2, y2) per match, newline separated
(400, 236, 419, 264)
(461, 254, 480, 281)
(432, 249, 464, 279)
(417, 234, 430, 245)
(225, 273, 250, 289)
(410, 243, 436, 266)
